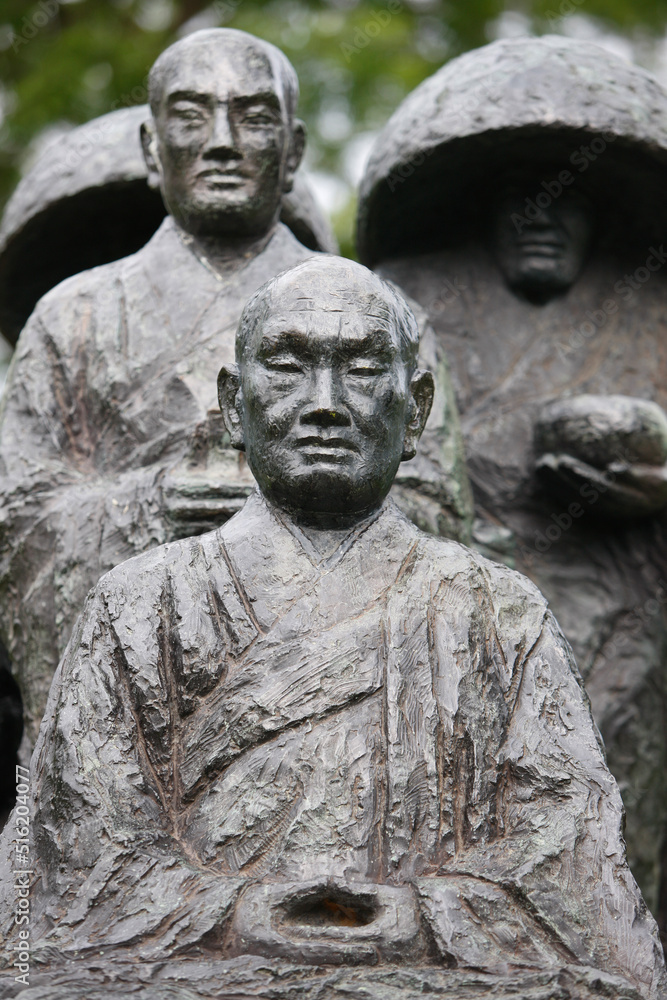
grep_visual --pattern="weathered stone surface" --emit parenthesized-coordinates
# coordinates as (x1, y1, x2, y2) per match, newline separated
(0, 959, 652, 999)
(357, 34, 667, 934)
(0, 257, 663, 998)
(0, 104, 338, 346)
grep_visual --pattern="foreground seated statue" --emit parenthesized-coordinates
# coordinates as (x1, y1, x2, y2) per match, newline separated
(1, 257, 663, 999)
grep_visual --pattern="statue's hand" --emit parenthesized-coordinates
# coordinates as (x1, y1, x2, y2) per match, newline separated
(534, 394, 667, 518)
(160, 412, 256, 536)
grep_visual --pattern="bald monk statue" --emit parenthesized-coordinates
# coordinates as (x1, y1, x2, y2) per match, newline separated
(0, 257, 662, 1000)
(0, 29, 470, 755)
(0, 28, 309, 746)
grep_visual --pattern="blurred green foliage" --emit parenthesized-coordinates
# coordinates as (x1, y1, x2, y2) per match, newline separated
(2, 0, 667, 255)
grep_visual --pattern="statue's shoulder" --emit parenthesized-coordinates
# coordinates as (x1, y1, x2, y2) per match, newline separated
(10, 255, 126, 358)
(416, 530, 549, 617)
(94, 528, 222, 612)
(412, 533, 553, 685)
(263, 223, 321, 273)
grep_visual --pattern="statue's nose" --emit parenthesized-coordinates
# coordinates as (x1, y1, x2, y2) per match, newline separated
(300, 369, 350, 427)
(205, 105, 241, 157)
(525, 208, 555, 229)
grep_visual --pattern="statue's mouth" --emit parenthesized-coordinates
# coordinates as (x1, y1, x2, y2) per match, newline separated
(197, 168, 247, 187)
(517, 239, 563, 257)
(296, 436, 359, 463)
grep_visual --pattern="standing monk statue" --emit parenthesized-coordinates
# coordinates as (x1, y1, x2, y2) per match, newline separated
(0, 63, 338, 824)
(0, 27, 309, 747)
(358, 34, 667, 936)
(0, 28, 471, 758)
(0, 256, 663, 1000)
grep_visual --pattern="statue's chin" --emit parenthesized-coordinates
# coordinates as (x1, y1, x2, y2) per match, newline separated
(168, 193, 281, 241)
(262, 470, 388, 522)
(507, 267, 575, 304)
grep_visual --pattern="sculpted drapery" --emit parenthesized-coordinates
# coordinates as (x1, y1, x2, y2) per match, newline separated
(3, 493, 660, 998)
(356, 35, 667, 917)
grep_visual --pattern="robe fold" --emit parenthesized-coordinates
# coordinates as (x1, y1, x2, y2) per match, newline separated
(0, 494, 662, 997)
(0, 219, 470, 744)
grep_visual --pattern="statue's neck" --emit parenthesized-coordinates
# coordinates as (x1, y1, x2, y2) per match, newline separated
(175, 223, 278, 280)
(277, 503, 386, 561)
(297, 523, 359, 560)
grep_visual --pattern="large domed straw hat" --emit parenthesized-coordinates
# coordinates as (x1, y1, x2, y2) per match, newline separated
(0, 104, 338, 345)
(357, 35, 667, 266)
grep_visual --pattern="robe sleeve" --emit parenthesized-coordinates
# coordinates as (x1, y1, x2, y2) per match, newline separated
(19, 574, 242, 962)
(0, 282, 172, 744)
(418, 562, 666, 998)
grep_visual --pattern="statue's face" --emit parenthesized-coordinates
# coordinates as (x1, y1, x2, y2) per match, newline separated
(146, 37, 300, 238)
(237, 287, 422, 518)
(493, 188, 593, 302)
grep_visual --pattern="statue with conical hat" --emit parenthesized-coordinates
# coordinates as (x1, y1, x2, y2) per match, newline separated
(358, 33, 667, 937)
(0, 256, 663, 999)
(0, 27, 471, 762)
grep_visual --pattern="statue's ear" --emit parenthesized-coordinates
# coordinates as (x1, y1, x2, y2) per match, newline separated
(140, 120, 162, 191)
(402, 369, 434, 461)
(218, 364, 245, 451)
(282, 119, 306, 194)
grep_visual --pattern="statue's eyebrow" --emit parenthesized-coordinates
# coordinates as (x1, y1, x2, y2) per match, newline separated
(336, 332, 396, 357)
(166, 89, 211, 107)
(232, 91, 281, 111)
(258, 330, 311, 355)
(165, 89, 282, 113)
(258, 328, 396, 359)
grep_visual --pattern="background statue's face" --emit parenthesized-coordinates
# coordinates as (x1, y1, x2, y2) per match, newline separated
(148, 38, 296, 238)
(493, 187, 593, 302)
(238, 286, 417, 518)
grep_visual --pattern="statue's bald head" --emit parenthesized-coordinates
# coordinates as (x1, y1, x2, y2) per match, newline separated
(148, 28, 299, 123)
(236, 256, 421, 369)
(219, 256, 433, 520)
(142, 28, 305, 240)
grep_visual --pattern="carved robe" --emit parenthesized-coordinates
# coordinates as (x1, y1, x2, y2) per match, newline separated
(1, 494, 662, 997)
